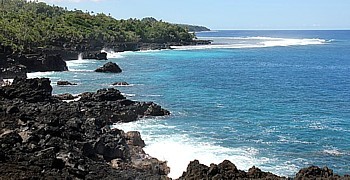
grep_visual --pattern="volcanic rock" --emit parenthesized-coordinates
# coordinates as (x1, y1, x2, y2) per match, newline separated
(179, 160, 282, 180)
(0, 64, 27, 79)
(126, 131, 146, 148)
(57, 80, 77, 86)
(54, 93, 76, 100)
(0, 78, 170, 179)
(18, 54, 68, 72)
(0, 77, 52, 102)
(295, 166, 343, 180)
(96, 52, 108, 60)
(95, 62, 122, 73)
(112, 81, 130, 86)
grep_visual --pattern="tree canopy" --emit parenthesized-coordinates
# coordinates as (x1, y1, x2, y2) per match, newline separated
(0, 0, 195, 52)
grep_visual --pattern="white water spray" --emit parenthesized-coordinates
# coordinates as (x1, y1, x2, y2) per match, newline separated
(78, 53, 83, 61)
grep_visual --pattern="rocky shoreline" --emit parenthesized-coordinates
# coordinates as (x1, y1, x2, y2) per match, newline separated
(1, 78, 349, 179)
(0, 78, 170, 179)
(0, 40, 211, 79)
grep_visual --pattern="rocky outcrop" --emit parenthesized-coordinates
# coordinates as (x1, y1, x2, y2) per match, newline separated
(178, 160, 281, 180)
(113, 81, 130, 86)
(0, 46, 68, 79)
(0, 78, 170, 179)
(179, 160, 350, 180)
(95, 62, 122, 73)
(0, 64, 27, 79)
(57, 80, 77, 86)
(90, 52, 108, 60)
(295, 166, 349, 180)
(17, 54, 68, 72)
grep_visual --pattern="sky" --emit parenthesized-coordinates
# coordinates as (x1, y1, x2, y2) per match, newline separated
(38, 0, 350, 30)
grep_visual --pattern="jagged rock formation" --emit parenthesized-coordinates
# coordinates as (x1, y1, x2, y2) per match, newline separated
(0, 78, 170, 180)
(0, 45, 68, 78)
(178, 160, 281, 180)
(178, 160, 350, 180)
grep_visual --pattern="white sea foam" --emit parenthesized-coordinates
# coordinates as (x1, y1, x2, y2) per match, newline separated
(141, 94, 163, 97)
(78, 53, 83, 61)
(112, 119, 271, 178)
(62, 96, 81, 103)
(67, 69, 94, 72)
(111, 84, 134, 87)
(27, 71, 55, 78)
(101, 49, 126, 59)
(121, 93, 136, 97)
(323, 149, 344, 156)
(172, 36, 327, 50)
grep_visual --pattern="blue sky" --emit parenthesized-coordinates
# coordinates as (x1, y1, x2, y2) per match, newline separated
(40, 0, 350, 30)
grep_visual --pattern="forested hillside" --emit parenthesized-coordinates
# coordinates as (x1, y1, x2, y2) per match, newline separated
(0, 0, 195, 52)
(176, 24, 210, 32)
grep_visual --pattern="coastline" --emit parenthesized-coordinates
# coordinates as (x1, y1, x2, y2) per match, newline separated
(0, 40, 212, 79)
(3, 31, 350, 179)
(1, 0, 348, 178)
(1, 78, 349, 179)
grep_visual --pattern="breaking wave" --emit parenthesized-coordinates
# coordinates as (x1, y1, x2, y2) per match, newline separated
(112, 119, 273, 179)
(101, 49, 126, 59)
(172, 36, 327, 50)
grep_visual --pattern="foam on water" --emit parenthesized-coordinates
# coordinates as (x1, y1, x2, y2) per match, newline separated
(172, 37, 327, 50)
(110, 84, 134, 87)
(121, 93, 136, 97)
(323, 149, 344, 156)
(66, 59, 92, 68)
(27, 71, 55, 78)
(101, 49, 126, 59)
(112, 119, 272, 178)
(33, 30, 350, 177)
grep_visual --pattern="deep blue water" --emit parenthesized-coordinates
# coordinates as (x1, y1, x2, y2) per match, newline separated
(28, 30, 350, 178)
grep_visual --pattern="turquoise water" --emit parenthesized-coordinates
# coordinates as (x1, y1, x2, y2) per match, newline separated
(28, 30, 350, 178)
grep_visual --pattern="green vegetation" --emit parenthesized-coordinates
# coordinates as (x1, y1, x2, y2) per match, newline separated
(176, 24, 210, 32)
(0, 0, 195, 52)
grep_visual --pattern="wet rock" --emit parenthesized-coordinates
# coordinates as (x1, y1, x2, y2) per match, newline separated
(96, 52, 108, 60)
(179, 160, 282, 180)
(295, 166, 339, 180)
(179, 160, 209, 180)
(125, 131, 145, 148)
(80, 88, 125, 102)
(144, 102, 171, 116)
(95, 62, 122, 73)
(57, 81, 77, 86)
(112, 81, 130, 86)
(54, 93, 76, 100)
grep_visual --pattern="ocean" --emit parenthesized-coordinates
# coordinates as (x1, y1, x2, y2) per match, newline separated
(28, 30, 350, 178)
